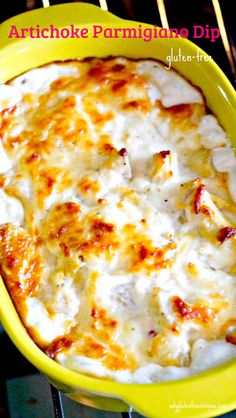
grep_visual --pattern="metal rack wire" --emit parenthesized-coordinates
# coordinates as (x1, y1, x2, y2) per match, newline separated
(50, 385, 65, 418)
(0, 1, 235, 417)
(50, 383, 134, 417)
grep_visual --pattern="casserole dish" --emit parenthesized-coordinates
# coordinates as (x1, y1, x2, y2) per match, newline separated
(0, 3, 236, 417)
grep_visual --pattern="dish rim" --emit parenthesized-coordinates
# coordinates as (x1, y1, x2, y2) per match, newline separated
(0, 4, 236, 418)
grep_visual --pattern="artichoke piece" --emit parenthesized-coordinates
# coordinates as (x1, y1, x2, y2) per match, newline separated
(187, 148, 213, 178)
(151, 150, 173, 183)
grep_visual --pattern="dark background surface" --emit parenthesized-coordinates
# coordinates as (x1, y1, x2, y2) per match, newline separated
(0, 1, 236, 417)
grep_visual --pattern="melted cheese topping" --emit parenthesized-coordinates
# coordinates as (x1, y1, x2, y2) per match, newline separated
(0, 58, 236, 383)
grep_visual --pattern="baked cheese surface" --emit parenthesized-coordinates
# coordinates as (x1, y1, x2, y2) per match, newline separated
(0, 58, 236, 382)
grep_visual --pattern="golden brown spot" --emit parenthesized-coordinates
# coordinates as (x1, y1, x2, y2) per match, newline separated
(122, 100, 151, 113)
(82, 337, 107, 359)
(63, 96, 76, 108)
(186, 262, 198, 277)
(111, 64, 126, 72)
(151, 150, 173, 181)
(87, 108, 114, 126)
(87, 65, 104, 79)
(158, 102, 206, 133)
(91, 306, 117, 330)
(112, 80, 127, 92)
(1, 105, 17, 117)
(0, 175, 7, 188)
(130, 240, 176, 273)
(59, 242, 71, 257)
(78, 177, 100, 194)
(102, 351, 136, 371)
(56, 225, 67, 238)
(226, 329, 236, 345)
(70, 333, 137, 371)
(7, 135, 25, 148)
(51, 77, 73, 91)
(159, 150, 171, 159)
(98, 198, 105, 204)
(0, 224, 42, 314)
(26, 152, 41, 163)
(92, 220, 115, 236)
(217, 226, 236, 244)
(103, 143, 116, 153)
(166, 103, 205, 124)
(173, 296, 215, 323)
(64, 202, 81, 214)
(171, 325, 180, 333)
(45, 336, 73, 359)
(168, 103, 193, 116)
(194, 183, 207, 214)
(44, 202, 118, 260)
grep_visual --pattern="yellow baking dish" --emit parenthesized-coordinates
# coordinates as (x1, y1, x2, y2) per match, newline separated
(0, 4, 236, 417)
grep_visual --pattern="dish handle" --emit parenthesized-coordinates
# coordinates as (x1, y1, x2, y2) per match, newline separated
(116, 365, 236, 418)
